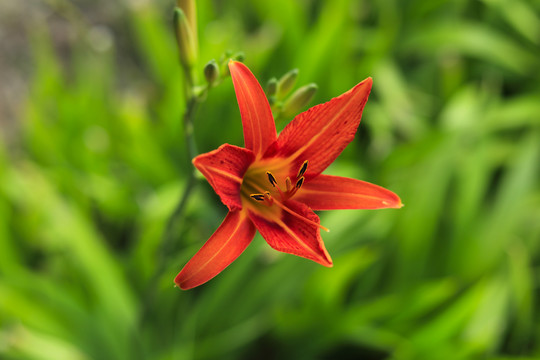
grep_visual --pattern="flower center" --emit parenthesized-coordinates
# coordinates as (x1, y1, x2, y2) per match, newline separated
(240, 160, 329, 232)
(241, 160, 307, 205)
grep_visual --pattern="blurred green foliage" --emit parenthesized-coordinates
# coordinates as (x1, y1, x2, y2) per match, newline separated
(1, 0, 540, 359)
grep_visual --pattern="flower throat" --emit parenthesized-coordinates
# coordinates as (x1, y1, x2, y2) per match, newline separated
(240, 160, 329, 232)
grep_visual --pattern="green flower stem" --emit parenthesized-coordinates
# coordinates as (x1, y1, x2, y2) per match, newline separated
(160, 91, 200, 269)
(137, 77, 202, 341)
(183, 94, 199, 161)
(161, 66, 201, 258)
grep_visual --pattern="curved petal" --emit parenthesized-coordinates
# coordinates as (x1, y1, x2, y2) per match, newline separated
(175, 211, 256, 290)
(267, 78, 372, 179)
(229, 61, 277, 157)
(193, 144, 255, 211)
(295, 174, 402, 210)
(248, 200, 332, 267)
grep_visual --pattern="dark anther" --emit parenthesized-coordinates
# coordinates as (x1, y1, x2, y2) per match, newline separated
(266, 171, 277, 187)
(297, 160, 308, 178)
(250, 194, 265, 201)
(295, 177, 304, 189)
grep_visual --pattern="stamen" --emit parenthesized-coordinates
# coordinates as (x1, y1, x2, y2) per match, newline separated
(250, 194, 265, 201)
(247, 168, 304, 205)
(250, 192, 274, 206)
(297, 160, 308, 178)
(266, 171, 277, 187)
(264, 191, 274, 205)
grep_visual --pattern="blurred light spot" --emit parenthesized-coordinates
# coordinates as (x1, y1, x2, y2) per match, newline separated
(87, 26, 113, 53)
(126, 0, 150, 11)
(84, 126, 110, 153)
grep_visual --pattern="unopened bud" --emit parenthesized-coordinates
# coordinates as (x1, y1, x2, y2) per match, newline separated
(266, 77, 277, 96)
(282, 83, 318, 118)
(204, 59, 220, 86)
(277, 69, 298, 98)
(233, 51, 245, 62)
(176, 0, 197, 37)
(173, 7, 198, 70)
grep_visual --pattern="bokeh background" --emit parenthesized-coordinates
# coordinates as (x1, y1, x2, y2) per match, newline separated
(1, 0, 540, 359)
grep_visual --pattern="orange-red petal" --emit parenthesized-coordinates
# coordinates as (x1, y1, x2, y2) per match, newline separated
(192, 144, 254, 211)
(295, 174, 402, 210)
(248, 200, 333, 267)
(175, 210, 256, 290)
(266, 78, 372, 180)
(229, 61, 277, 158)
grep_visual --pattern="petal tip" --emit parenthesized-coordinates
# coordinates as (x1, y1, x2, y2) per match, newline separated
(381, 191, 403, 209)
(320, 251, 333, 267)
(313, 253, 333, 267)
(175, 271, 202, 290)
(393, 197, 404, 209)
(361, 76, 373, 89)
(323, 259, 333, 268)
(381, 201, 402, 209)
(174, 274, 190, 290)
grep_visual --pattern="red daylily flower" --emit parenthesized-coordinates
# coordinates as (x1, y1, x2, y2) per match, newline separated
(175, 61, 401, 290)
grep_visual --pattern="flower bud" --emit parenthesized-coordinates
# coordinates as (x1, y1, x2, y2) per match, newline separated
(176, 0, 197, 36)
(277, 69, 298, 98)
(281, 83, 318, 118)
(204, 59, 220, 86)
(266, 77, 278, 96)
(173, 7, 198, 70)
(233, 51, 245, 62)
